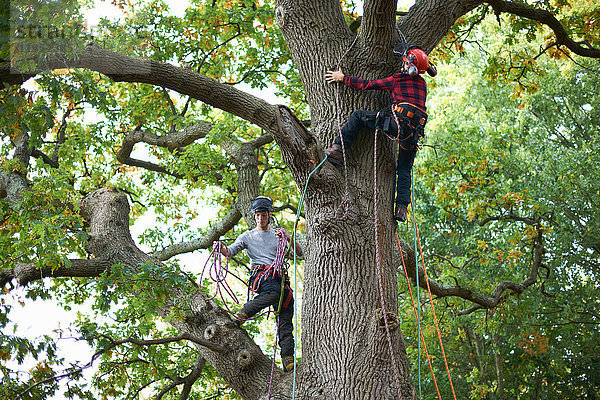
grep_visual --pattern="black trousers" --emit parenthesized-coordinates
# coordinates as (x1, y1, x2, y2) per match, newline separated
(333, 109, 418, 207)
(242, 277, 294, 358)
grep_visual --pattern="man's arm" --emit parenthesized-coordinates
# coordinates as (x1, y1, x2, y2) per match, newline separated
(216, 243, 230, 257)
(278, 229, 303, 257)
(325, 68, 395, 91)
(215, 233, 246, 258)
(325, 68, 345, 83)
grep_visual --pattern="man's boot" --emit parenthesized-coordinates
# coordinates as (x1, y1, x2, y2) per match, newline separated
(395, 204, 408, 222)
(324, 143, 343, 165)
(282, 355, 294, 372)
(231, 310, 248, 327)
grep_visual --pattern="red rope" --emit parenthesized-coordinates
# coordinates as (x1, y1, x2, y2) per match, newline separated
(249, 228, 290, 292)
(373, 128, 404, 399)
(396, 231, 442, 400)
(410, 209, 458, 400)
(202, 228, 290, 320)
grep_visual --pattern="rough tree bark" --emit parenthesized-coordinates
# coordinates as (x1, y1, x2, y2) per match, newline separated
(2, 0, 598, 399)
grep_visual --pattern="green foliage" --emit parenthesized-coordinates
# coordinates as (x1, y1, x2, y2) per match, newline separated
(401, 20, 600, 399)
(1, 0, 599, 398)
(1, 0, 304, 396)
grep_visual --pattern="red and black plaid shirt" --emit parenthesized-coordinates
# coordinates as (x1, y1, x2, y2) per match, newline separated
(343, 73, 427, 111)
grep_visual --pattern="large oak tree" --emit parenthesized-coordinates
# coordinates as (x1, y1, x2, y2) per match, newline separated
(1, 0, 599, 399)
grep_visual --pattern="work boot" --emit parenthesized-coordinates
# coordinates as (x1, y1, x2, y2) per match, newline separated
(282, 356, 295, 372)
(231, 310, 248, 327)
(395, 204, 408, 222)
(324, 143, 343, 165)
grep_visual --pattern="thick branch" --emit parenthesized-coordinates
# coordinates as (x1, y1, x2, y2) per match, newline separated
(2, 44, 281, 133)
(362, 0, 397, 59)
(400, 0, 483, 53)
(399, 215, 545, 315)
(0, 258, 113, 289)
(151, 206, 241, 261)
(154, 131, 278, 260)
(103, 333, 225, 354)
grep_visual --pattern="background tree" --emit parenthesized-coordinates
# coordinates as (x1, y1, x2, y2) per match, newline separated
(0, 0, 599, 399)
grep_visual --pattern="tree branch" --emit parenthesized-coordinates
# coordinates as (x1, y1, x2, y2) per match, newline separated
(399, 213, 546, 315)
(13, 335, 218, 400)
(0, 258, 113, 289)
(151, 206, 241, 261)
(487, 0, 600, 58)
(2, 43, 281, 134)
(116, 122, 213, 178)
(102, 333, 225, 354)
(400, 0, 483, 53)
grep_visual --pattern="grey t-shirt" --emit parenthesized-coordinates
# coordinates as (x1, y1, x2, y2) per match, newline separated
(228, 228, 279, 267)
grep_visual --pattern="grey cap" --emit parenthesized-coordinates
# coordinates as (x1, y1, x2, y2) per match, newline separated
(249, 196, 274, 213)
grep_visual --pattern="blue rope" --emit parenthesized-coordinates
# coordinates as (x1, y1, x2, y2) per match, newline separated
(291, 156, 329, 399)
(410, 167, 422, 399)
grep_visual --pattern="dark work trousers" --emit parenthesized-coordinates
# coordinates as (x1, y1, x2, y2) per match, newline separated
(242, 277, 295, 358)
(333, 109, 418, 207)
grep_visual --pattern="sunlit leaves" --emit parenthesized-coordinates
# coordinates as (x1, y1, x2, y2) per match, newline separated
(434, 1, 600, 98)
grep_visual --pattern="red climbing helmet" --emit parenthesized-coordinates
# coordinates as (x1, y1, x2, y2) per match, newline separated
(393, 43, 437, 77)
(406, 48, 428, 74)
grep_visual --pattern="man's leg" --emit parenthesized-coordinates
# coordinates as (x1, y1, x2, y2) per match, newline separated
(325, 110, 378, 163)
(278, 291, 295, 371)
(232, 279, 281, 325)
(395, 144, 417, 222)
(335, 110, 378, 148)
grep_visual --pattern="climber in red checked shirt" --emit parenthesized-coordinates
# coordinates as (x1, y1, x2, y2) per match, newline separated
(324, 43, 437, 222)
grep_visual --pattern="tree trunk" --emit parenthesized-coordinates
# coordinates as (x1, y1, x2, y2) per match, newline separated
(274, 1, 416, 398)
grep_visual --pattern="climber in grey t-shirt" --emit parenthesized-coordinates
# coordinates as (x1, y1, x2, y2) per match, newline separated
(216, 196, 302, 372)
(227, 228, 280, 267)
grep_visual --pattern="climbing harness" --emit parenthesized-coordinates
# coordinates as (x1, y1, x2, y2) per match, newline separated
(393, 103, 428, 134)
(247, 228, 293, 312)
